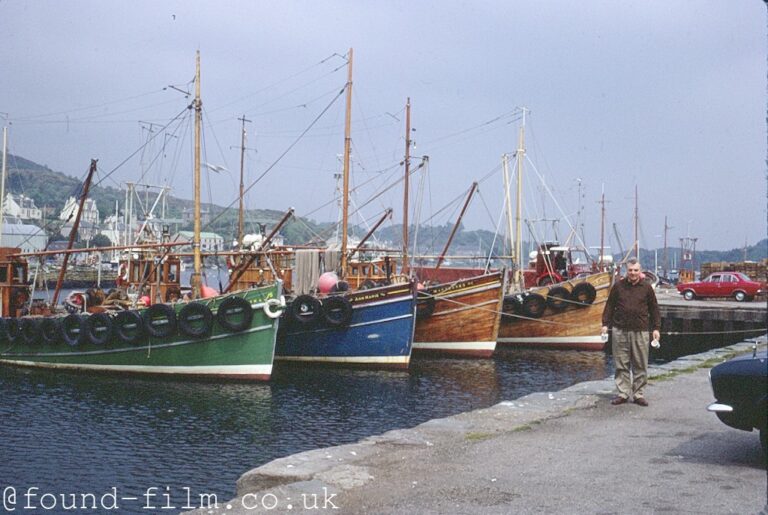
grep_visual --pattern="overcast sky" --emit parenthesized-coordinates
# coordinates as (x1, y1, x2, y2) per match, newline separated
(1, 0, 765, 253)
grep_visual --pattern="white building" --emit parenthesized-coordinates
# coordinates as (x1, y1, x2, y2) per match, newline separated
(3, 193, 42, 221)
(0, 222, 47, 254)
(59, 196, 100, 225)
(173, 231, 224, 252)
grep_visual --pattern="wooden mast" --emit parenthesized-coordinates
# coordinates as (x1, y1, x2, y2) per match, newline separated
(502, 152, 514, 275)
(190, 50, 203, 299)
(513, 110, 526, 288)
(599, 186, 606, 269)
(435, 182, 477, 270)
(237, 114, 251, 250)
(402, 98, 411, 276)
(339, 48, 353, 279)
(633, 184, 639, 260)
(0, 128, 6, 248)
(52, 159, 98, 307)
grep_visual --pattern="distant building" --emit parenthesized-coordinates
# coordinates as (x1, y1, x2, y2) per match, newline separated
(59, 196, 99, 226)
(0, 221, 47, 254)
(2, 193, 42, 221)
(59, 220, 99, 244)
(101, 213, 125, 247)
(173, 231, 224, 252)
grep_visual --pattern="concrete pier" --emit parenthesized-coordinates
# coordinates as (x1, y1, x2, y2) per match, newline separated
(192, 337, 767, 514)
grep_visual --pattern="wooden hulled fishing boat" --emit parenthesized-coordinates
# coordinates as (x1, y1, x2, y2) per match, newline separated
(497, 269, 613, 351)
(413, 270, 504, 357)
(0, 52, 283, 380)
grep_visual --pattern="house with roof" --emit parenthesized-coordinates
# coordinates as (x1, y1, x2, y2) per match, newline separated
(172, 231, 224, 252)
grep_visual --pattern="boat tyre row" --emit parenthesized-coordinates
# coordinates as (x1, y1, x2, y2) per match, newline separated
(285, 294, 353, 328)
(0, 295, 283, 347)
(504, 282, 597, 319)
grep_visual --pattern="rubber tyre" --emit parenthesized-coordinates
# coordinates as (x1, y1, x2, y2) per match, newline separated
(114, 310, 145, 345)
(20, 318, 41, 345)
(571, 282, 597, 306)
(322, 296, 353, 327)
(521, 293, 547, 318)
(416, 292, 436, 319)
(546, 286, 571, 312)
(61, 314, 87, 347)
(142, 303, 178, 339)
(40, 317, 63, 345)
(216, 296, 253, 333)
(288, 295, 321, 327)
(5, 318, 21, 344)
(0, 318, 10, 343)
(683, 290, 695, 301)
(733, 291, 746, 302)
(178, 302, 214, 338)
(85, 312, 114, 346)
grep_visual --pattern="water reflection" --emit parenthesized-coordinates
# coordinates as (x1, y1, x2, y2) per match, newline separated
(1, 350, 611, 513)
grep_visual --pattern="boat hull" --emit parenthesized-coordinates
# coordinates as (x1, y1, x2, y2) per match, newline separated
(0, 283, 282, 380)
(275, 282, 415, 368)
(413, 271, 504, 358)
(497, 271, 613, 351)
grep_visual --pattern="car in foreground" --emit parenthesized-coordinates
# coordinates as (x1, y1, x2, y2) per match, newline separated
(677, 272, 764, 302)
(707, 345, 768, 457)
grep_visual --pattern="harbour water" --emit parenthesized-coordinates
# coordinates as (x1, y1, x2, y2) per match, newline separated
(0, 349, 611, 512)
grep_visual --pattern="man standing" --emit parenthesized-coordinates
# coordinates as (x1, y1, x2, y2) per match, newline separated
(601, 258, 661, 406)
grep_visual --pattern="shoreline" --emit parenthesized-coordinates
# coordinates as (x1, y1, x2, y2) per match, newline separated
(191, 336, 767, 514)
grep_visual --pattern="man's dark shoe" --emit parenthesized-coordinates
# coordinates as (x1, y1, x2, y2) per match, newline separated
(634, 397, 649, 407)
(611, 396, 628, 405)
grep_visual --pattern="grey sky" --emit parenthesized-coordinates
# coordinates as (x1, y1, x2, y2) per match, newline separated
(1, 0, 765, 252)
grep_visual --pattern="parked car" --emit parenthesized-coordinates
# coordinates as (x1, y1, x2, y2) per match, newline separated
(677, 272, 764, 302)
(707, 346, 768, 456)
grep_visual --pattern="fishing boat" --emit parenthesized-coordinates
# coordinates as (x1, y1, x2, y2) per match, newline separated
(0, 52, 284, 380)
(227, 49, 416, 368)
(394, 100, 504, 358)
(496, 114, 614, 351)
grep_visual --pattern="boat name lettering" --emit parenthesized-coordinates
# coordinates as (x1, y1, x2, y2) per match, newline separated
(432, 280, 473, 296)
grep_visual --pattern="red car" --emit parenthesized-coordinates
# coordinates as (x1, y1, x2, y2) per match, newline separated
(677, 272, 764, 302)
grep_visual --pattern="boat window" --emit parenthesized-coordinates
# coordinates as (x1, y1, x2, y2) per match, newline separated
(168, 263, 179, 283)
(13, 264, 25, 283)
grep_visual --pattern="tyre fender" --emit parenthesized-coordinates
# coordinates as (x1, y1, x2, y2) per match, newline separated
(85, 312, 114, 346)
(322, 296, 353, 327)
(571, 282, 597, 306)
(546, 286, 571, 312)
(288, 294, 322, 326)
(521, 293, 547, 318)
(142, 303, 178, 339)
(61, 314, 87, 347)
(178, 302, 214, 338)
(40, 317, 63, 345)
(114, 310, 145, 345)
(216, 296, 254, 333)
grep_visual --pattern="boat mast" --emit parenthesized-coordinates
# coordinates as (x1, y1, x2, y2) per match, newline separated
(52, 159, 98, 307)
(0, 127, 7, 248)
(502, 152, 514, 274)
(237, 114, 251, 250)
(401, 98, 411, 276)
(599, 185, 606, 269)
(339, 48, 353, 279)
(513, 109, 527, 288)
(633, 184, 639, 260)
(435, 182, 477, 270)
(190, 50, 203, 299)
